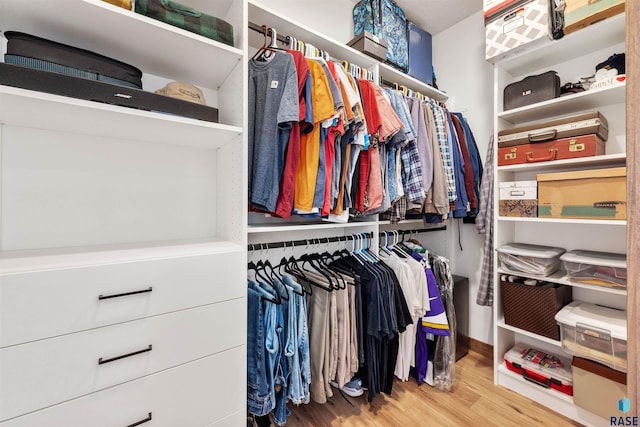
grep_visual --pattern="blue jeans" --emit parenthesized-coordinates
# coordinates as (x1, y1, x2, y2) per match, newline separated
(282, 276, 305, 405)
(272, 278, 291, 426)
(284, 275, 311, 404)
(247, 285, 275, 416)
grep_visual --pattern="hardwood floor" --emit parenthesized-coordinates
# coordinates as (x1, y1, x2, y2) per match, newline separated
(282, 350, 583, 427)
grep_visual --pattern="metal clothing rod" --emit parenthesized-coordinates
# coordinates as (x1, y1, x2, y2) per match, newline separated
(248, 232, 374, 251)
(248, 21, 288, 45)
(378, 226, 446, 238)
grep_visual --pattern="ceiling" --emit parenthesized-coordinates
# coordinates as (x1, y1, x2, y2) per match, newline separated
(350, 0, 483, 35)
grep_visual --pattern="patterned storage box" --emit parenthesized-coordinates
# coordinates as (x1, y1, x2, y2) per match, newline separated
(499, 181, 537, 217)
(485, 0, 550, 61)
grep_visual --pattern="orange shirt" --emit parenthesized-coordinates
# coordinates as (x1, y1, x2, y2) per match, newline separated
(294, 59, 335, 211)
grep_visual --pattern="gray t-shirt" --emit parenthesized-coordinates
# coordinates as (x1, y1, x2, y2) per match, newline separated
(248, 51, 299, 212)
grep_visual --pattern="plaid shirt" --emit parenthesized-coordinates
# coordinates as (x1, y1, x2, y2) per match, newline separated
(380, 195, 407, 223)
(428, 101, 456, 205)
(475, 133, 494, 306)
(400, 140, 426, 204)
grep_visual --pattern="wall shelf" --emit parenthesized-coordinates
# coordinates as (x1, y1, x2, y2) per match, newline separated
(492, 13, 625, 76)
(498, 84, 626, 124)
(497, 216, 627, 226)
(496, 320, 563, 348)
(1, 0, 243, 89)
(0, 86, 242, 148)
(497, 153, 626, 173)
(497, 268, 627, 296)
(247, 0, 448, 101)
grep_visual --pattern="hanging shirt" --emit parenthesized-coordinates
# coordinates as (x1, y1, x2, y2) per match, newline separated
(447, 112, 469, 217)
(427, 100, 456, 205)
(248, 51, 299, 213)
(422, 103, 448, 219)
(406, 97, 433, 192)
(451, 114, 477, 212)
(455, 113, 483, 218)
(294, 59, 334, 211)
(274, 50, 312, 219)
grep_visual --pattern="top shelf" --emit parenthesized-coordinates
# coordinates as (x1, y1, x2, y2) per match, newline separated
(493, 13, 625, 76)
(247, 0, 448, 101)
(0, 0, 243, 90)
(498, 83, 625, 124)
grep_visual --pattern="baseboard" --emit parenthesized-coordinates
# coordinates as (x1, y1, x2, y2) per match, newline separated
(469, 338, 494, 360)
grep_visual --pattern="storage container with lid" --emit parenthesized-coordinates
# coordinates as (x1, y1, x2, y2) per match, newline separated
(497, 243, 565, 276)
(504, 343, 573, 395)
(560, 250, 627, 288)
(555, 301, 627, 372)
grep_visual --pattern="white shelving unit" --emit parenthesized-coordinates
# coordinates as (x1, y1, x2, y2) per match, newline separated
(0, 0, 247, 425)
(492, 13, 627, 427)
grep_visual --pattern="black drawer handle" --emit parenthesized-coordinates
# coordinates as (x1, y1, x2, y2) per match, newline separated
(98, 345, 152, 365)
(98, 287, 153, 300)
(126, 412, 152, 427)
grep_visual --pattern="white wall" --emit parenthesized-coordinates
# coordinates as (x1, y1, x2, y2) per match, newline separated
(252, 0, 356, 43)
(433, 10, 495, 345)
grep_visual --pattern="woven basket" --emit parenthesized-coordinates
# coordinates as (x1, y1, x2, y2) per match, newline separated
(501, 281, 572, 340)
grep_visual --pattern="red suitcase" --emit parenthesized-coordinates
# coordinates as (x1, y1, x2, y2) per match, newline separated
(498, 134, 605, 166)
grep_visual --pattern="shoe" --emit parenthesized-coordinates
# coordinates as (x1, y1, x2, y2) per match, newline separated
(329, 377, 364, 397)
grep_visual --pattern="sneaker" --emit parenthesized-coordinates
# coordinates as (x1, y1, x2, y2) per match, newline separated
(329, 378, 364, 397)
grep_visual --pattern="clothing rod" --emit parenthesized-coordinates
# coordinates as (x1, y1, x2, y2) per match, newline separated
(247, 226, 446, 251)
(248, 232, 374, 251)
(248, 21, 288, 45)
(379, 226, 446, 237)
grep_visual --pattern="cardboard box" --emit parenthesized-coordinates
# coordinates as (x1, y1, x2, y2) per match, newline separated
(572, 356, 627, 420)
(564, 0, 625, 35)
(347, 31, 388, 62)
(499, 181, 537, 217)
(537, 167, 626, 219)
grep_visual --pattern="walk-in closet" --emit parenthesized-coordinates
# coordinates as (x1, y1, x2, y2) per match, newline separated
(0, 0, 636, 426)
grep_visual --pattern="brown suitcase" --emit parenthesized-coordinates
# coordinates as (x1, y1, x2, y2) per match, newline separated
(498, 134, 606, 166)
(498, 111, 608, 148)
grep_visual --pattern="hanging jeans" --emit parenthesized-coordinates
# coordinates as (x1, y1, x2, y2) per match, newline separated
(282, 275, 311, 405)
(247, 285, 275, 416)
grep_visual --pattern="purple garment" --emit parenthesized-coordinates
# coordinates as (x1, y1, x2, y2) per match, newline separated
(410, 253, 450, 385)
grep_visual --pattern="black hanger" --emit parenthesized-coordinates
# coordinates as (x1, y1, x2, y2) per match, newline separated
(283, 255, 313, 296)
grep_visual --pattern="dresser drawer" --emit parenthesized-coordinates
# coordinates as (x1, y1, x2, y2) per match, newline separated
(0, 346, 245, 427)
(0, 300, 246, 421)
(0, 251, 244, 347)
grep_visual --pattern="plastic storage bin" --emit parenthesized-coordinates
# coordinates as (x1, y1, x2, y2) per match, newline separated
(561, 250, 627, 288)
(497, 243, 565, 276)
(555, 301, 627, 372)
(504, 343, 573, 395)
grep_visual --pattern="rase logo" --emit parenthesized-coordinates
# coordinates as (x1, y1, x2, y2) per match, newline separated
(611, 398, 638, 426)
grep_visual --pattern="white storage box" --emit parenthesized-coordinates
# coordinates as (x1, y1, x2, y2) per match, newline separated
(499, 181, 537, 217)
(560, 250, 627, 288)
(485, 0, 550, 61)
(497, 243, 565, 276)
(555, 301, 627, 372)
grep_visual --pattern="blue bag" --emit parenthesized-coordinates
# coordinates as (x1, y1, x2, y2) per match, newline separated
(353, 0, 408, 72)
